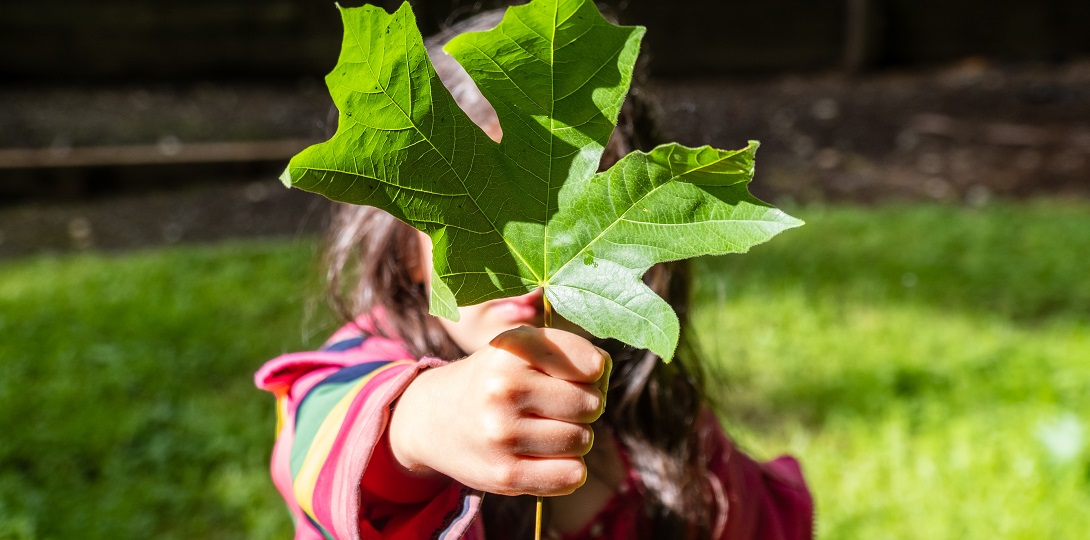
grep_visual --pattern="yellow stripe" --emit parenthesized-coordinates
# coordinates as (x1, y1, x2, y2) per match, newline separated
(275, 397, 286, 436)
(292, 361, 413, 518)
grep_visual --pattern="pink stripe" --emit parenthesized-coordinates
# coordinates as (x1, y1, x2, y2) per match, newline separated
(357, 337, 413, 362)
(256, 351, 375, 393)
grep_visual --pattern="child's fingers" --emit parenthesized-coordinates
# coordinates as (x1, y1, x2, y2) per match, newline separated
(508, 417, 594, 457)
(520, 376, 604, 424)
(490, 326, 609, 384)
(490, 456, 587, 497)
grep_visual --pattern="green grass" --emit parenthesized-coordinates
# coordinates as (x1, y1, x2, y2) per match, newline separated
(0, 242, 328, 539)
(692, 200, 1090, 539)
(2, 200, 1088, 539)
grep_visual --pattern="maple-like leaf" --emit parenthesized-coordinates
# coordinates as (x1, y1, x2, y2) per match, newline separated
(281, 0, 802, 360)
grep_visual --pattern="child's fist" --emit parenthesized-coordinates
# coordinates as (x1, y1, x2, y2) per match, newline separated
(388, 326, 610, 496)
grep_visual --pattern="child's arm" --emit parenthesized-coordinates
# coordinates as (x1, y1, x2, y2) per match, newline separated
(256, 351, 439, 539)
(388, 326, 611, 497)
(256, 326, 607, 539)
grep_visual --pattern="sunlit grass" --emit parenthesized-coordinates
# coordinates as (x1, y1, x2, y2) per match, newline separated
(693, 201, 1090, 539)
(1, 200, 1087, 538)
(0, 242, 327, 539)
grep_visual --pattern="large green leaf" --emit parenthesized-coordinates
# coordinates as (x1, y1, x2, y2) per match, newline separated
(281, 0, 802, 360)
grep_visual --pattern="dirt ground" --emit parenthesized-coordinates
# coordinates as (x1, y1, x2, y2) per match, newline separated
(1, 60, 1087, 259)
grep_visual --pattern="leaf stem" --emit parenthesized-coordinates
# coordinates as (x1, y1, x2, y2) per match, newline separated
(535, 496, 544, 540)
(537, 290, 552, 540)
(542, 292, 553, 328)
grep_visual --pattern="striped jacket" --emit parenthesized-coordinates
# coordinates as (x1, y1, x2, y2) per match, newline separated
(256, 317, 813, 539)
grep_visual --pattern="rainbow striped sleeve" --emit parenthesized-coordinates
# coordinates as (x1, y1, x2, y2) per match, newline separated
(289, 359, 415, 538)
(257, 321, 485, 540)
(257, 344, 439, 539)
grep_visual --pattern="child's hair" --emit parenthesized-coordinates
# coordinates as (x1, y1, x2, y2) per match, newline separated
(323, 9, 715, 537)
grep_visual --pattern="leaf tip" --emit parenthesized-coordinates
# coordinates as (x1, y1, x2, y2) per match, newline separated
(428, 300, 461, 322)
(654, 336, 678, 364)
(278, 166, 294, 188)
(428, 267, 461, 322)
(656, 330, 679, 364)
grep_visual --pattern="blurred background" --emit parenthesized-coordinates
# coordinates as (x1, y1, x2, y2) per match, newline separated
(1, 0, 1088, 538)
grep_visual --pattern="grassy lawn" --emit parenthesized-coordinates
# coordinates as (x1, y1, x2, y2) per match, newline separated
(0, 242, 320, 538)
(693, 200, 1090, 539)
(2, 200, 1087, 538)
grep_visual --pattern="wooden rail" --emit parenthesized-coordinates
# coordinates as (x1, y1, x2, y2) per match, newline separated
(0, 139, 320, 169)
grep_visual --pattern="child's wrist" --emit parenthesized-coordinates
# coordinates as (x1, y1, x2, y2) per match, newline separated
(387, 366, 443, 478)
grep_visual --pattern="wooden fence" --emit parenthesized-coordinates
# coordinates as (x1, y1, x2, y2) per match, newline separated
(2, 0, 1087, 82)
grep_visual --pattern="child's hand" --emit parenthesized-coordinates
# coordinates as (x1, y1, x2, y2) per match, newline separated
(388, 326, 611, 496)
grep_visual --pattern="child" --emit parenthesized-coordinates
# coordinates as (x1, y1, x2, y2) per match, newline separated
(256, 10, 812, 540)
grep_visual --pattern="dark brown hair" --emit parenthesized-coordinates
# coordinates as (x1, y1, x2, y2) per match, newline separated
(323, 9, 715, 538)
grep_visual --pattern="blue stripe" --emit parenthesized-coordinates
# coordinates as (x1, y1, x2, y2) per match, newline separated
(303, 511, 334, 540)
(322, 336, 367, 352)
(437, 491, 474, 540)
(319, 361, 387, 385)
